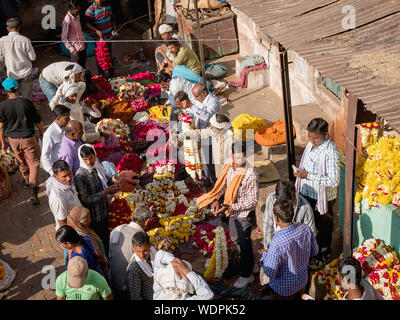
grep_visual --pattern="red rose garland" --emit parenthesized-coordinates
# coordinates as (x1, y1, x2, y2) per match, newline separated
(127, 72, 155, 82)
(95, 41, 113, 71)
(116, 152, 144, 173)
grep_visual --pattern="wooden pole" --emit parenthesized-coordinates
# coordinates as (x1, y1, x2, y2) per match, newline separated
(279, 43, 296, 182)
(148, 0, 154, 39)
(193, 0, 207, 88)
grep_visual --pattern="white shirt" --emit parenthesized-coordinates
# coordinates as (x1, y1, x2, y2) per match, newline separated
(0, 32, 36, 79)
(41, 121, 64, 175)
(191, 93, 221, 129)
(42, 61, 80, 86)
(342, 280, 384, 300)
(48, 187, 82, 230)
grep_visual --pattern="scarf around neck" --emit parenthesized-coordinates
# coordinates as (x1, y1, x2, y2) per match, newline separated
(45, 175, 78, 198)
(78, 144, 108, 189)
(127, 246, 157, 278)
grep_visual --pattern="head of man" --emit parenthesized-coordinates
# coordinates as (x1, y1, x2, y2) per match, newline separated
(132, 231, 152, 261)
(132, 204, 154, 231)
(64, 64, 84, 83)
(1, 77, 19, 97)
(65, 120, 84, 141)
(53, 105, 71, 128)
(338, 257, 362, 291)
(210, 113, 231, 132)
(167, 39, 180, 56)
(69, 0, 81, 16)
(159, 24, 173, 40)
(55, 225, 82, 250)
(231, 141, 248, 168)
(6, 18, 20, 33)
(307, 118, 329, 148)
(80, 145, 97, 168)
(275, 180, 296, 206)
(155, 70, 172, 91)
(175, 91, 192, 110)
(192, 83, 208, 103)
(272, 200, 294, 227)
(52, 160, 73, 186)
(67, 256, 89, 288)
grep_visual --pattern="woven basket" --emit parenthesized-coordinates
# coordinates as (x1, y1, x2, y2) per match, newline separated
(0, 165, 11, 201)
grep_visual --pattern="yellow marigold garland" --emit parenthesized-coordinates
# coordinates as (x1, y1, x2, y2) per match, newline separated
(232, 114, 267, 140)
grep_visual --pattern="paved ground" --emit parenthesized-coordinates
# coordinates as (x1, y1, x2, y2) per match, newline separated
(0, 33, 342, 299)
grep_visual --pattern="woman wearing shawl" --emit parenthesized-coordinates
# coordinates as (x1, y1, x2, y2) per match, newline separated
(67, 206, 109, 278)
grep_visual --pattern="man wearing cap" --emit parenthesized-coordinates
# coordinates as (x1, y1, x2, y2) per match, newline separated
(56, 256, 113, 300)
(0, 77, 44, 204)
(155, 24, 184, 73)
(0, 18, 36, 99)
(39, 62, 84, 102)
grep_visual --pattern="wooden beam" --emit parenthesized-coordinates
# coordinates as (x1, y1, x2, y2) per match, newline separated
(193, 0, 207, 88)
(343, 88, 358, 257)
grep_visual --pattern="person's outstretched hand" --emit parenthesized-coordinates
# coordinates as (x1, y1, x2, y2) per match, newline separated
(171, 258, 190, 280)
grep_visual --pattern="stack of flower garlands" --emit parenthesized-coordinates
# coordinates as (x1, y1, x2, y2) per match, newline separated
(118, 82, 146, 102)
(316, 239, 400, 300)
(95, 41, 112, 71)
(192, 223, 232, 258)
(354, 122, 400, 213)
(0, 149, 18, 173)
(148, 105, 171, 123)
(115, 152, 144, 173)
(88, 75, 116, 103)
(203, 227, 229, 279)
(181, 114, 203, 181)
(232, 113, 267, 140)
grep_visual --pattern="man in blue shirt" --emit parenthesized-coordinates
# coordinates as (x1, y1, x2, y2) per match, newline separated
(260, 200, 318, 300)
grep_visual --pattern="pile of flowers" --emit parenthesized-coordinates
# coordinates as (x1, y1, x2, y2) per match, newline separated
(145, 84, 162, 97)
(104, 101, 136, 124)
(0, 149, 18, 173)
(96, 118, 131, 142)
(87, 75, 116, 103)
(149, 105, 171, 123)
(108, 196, 134, 231)
(131, 120, 159, 141)
(153, 161, 176, 180)
(192, 223, 232, 258)
(119, 82, 146, 101)
(354, 122, 400, 213)
(232, 113, 267, 140)
(109, 77, 127, 94)
(127, 72, 155, 82)
(130, 97, 151, 113)
(203, 227, 229, 279)
(316, 239, 400, 300)
(116, 152, 144, 173)
(95, 41, 112, 71)
(133, 112, 150, 123)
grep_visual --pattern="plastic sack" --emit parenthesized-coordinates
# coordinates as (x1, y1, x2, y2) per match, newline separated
(172, 65, 211, 90)
(205, 63, 227, 79)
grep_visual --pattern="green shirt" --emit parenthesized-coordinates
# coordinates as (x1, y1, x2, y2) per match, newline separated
(173, 46, 201, 75)
(56, 270, 112, 300)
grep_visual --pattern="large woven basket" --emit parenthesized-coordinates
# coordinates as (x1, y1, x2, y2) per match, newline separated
(0, 165, 11, 201)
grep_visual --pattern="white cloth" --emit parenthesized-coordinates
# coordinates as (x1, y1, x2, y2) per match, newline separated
(41, 121, 65, 175)
(46, 176, 82, 230)
(0, 32, 36, 80)
(42, 61, 81, 86)
(159, 24, 173, 34)
(167, 76, 197, 108)
(127, 246, 157, 278)
(342, 280, 384, 300)
(209, 114, 231, 130)
(153, 251, 214, 300)
(295, 139, 332, 215)
(61, 82, 78, 102)
(192, 93, 221, 129)
(50, 81, 86, 123)
(77, 144, 108, 189)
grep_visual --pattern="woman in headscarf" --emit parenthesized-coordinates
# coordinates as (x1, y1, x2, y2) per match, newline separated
(67, 206, 109, 277)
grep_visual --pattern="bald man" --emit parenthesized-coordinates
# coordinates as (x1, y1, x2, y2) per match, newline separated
(191, 84, 221, 129)
(58, 120, 84, 175)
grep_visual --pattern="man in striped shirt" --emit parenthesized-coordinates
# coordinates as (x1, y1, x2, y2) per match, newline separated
(85, 0, 117, 76)
(212, 141, 259, 288)
(294, 118, 340, 269)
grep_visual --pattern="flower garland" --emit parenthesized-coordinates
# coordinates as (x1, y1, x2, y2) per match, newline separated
(96, 118, 131, 142)
(145, 84, 162, 97)
(133, 112, 150, 123)
(109, 77, 127, 94)
(232, 113, 267, 140)
(127, 71, 155, 82)
(0, 149, 18, 173)
(119, 82, 146, 101)
(316, 239, 400, 300)
(203, 227, 229, 279)
(192, 224, 232, 258)
(116, 152, 144, 173)
(130, 97, 151, 113)
(95, 41, 112, 71)
(108, 196, 134, 231)
(131, 120, 159, 141)
(149, 105, 171, 123)
(104, 101, 136, 124)
(182, 114, 202, 180)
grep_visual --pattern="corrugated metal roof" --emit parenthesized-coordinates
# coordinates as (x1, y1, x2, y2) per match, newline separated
(228, 0, 400, 130)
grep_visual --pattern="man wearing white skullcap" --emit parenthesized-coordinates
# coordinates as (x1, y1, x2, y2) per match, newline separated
(155, 24, 185, 72)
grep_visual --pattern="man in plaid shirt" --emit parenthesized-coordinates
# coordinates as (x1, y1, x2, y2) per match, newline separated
(260, 200, 318, 300)
(294, 118, 340, 269)
(212, 141, 259, 288)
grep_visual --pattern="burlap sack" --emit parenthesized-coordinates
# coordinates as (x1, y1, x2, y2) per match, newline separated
(181, 0, 227, 10)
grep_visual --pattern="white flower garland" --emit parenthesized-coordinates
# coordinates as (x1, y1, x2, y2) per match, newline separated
(214, 226, 228, 278)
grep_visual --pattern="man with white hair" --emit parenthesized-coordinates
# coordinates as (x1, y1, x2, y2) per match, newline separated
(40, 62, 84, 102)
(153, 250, 214, 300)
(0, 18, 36, 99)
(108, 204, 154, 300)
(155, 24, 184, 73)
(192, 83, 222, 129)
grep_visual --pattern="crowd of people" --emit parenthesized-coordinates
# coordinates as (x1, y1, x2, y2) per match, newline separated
(0, 0, 383, 301)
